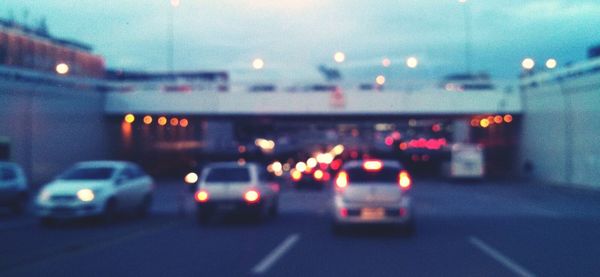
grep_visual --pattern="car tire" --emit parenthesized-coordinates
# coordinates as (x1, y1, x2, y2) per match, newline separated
(137, 194, 152, 218)
(103, 198, 118, 224)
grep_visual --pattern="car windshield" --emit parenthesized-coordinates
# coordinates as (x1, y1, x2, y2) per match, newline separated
(205, 167, 250, 183)
(59, 167, 115, 180)
(346, 167, 399, 184)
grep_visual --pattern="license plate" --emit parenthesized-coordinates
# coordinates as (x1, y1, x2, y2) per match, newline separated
(218, 203, 236, 211)
(361, 208, 385, 220)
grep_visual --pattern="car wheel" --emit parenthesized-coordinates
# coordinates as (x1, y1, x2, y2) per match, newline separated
(137, 194, 152, 218)
(103, 198, 118, 223)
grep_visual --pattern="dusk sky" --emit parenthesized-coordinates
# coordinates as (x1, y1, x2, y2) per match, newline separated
(3, 0, 599, 84)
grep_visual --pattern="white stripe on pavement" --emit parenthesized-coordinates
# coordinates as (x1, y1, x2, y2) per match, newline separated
(251, 233, 300, 275)
(468, 236, 536, 277)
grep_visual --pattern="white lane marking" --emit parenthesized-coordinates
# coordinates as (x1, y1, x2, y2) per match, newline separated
(468, 236, 536, 277)
(251, 233, 300, 275)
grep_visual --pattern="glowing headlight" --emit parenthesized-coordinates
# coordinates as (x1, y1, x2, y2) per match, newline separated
(39, 190, 51, 201)
(76, 189, 95, 202)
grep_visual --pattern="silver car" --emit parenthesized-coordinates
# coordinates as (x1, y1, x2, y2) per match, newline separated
(194, 162, 280, 224)
(0, 162, 28, 214)
(331, 159, 414, 234)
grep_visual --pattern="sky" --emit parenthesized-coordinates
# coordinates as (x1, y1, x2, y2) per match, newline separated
(2, 0, 600, 85)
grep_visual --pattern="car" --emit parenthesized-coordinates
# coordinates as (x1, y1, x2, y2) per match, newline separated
(0, 162, 29, 214)
(194, 162, 280, 224)
(35, 161, 154, 225)
(331, 159, 415, 234)
(290, 167, 330, 190)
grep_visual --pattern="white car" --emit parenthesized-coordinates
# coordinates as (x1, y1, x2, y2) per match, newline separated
(331, 159, 415, 234)
(194, 162, 280, 224)
(0, 162, 28, 214)
(36, 161, 154, 224)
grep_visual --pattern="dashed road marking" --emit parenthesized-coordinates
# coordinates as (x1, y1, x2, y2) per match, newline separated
(469, 236, 536, 277)
(251, 233, 300, 275)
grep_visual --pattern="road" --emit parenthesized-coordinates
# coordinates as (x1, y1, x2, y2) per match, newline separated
(2, 179, 600, 276)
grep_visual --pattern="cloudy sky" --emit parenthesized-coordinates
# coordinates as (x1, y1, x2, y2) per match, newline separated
(3, 0, 599, 84)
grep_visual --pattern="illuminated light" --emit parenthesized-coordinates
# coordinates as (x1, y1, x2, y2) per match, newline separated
(170, 118, 179, 126)
(316, 153, 334, 164)
(399, 207, 407, 217)
(158, 116, 167, 126)
(184, 172, 199, 184)
(314, 169, 324, 180)
(282, 163, 291, 171)
(304, 166, 313, 174)
(124, 113, 135, 124)
(274, 170, 283, 177)
(244, 190, 260, 203)
(272, 161, 283, 172)
(471, 118, 479, 127)
(406, 56, 419, 68)
(333, 51, 346, 63)
(291, 170, 302, 181)
(335, 171, 349, 189)
(422, 155, 430, 161)
(237, 158, 246, 165)
(330, 159, 342, 170)
(238, 145, 247, 153)
(306, 157, 318, 168)
(399, 170, 412, 190)
(382, 58, 391, 67)
(412, 154, 420, 162)
(504, 114, 513, 123)
(170, 0, 180, 7)
(295, 162, 307, 173)
(350, 151, 359, 159)
(363, 160, 383, 171)
(76, 189, 95, 202)
(522, 58, 535, 70)
(391, 131, 401, 140)
(545, 58, 557, 69)
(432, 124, 442, 132)
(458, 0, 467, 3)
(494, 115, 503, 124)
(399, 142, 408, 151)
(480, 118, 490, 128)
(255, 138, 275, 151)
(331, 144, 345, 156)
(252, 58, 264, 70)
(375, 75, 386, 86)
(339, 207, 348, 218)
(195, 190, 209, 202)
(55, 63, 69, 75)
(384, 136, 394, 146)
(179, 118, 189, 127)
(143, 115, 153, 125)
(266, 164, 274, 173)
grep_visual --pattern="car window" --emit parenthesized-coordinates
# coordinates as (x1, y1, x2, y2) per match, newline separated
(0, 167, 17, 181)
(120, 167, 136, 180)
(205, 167, 250, 183)
(345, 167, 399, 184)
(59, 167, 115, 180)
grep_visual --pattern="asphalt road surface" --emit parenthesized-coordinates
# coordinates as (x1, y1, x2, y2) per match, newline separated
(2, 179, 600, 277)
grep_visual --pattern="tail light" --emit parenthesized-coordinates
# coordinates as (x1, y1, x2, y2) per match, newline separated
(339, 207, 348, 217)
(314, 170, 324, 181)
(195, 190, 209, 202)
(335, 171, 349, 189)
(363, 160, 383, 171)
(398, 170, 412, 190)
(291, 170, 302, 181)
(244, 190, 260, 203)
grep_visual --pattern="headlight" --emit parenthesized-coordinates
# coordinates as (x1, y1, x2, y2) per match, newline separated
(38, 190, 51, 201)
(76, 189, 95, 202)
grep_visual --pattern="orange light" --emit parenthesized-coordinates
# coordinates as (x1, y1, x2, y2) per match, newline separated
(494, 115, 503, 124)
(124, 113, 135, 124)
(158, 116, 167, 126)
(195, 190, 209, 202)
(335, 171, 349, 189)
(291, 170, 302, 181)
(314, 169, 324, 180)
(470, 118, 479, 127)
(504, 114, 513, 123)
(170, 118, 179, 126)
(244, 190, 260, 203)
(398, 170, 411, 190)
(480, 118, 490, 128)
(143, 115, 153, 125)
(179, 118, 189, 127)
(399, 142, 408, 151)
(363, 160, 383, 171)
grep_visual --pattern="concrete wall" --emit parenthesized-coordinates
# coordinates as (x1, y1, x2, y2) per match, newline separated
(519, 63, 600, 187)
(0, 79, 110, 186)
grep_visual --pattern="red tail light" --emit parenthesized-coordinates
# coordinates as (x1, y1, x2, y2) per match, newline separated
(244, 190, 260, 203)
(195, 190, 209, 202)
(398, 170, 412, 190)
(335, 171, 349, 189)
(291, 170, 302, 181)
(314, 170, 324, 180)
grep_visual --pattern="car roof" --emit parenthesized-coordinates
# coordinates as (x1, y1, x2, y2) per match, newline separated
(72, 160, 134, 169)
(342, 159, 402, 170)
(204, 162, 260, 169)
